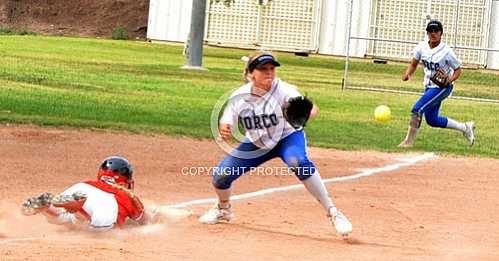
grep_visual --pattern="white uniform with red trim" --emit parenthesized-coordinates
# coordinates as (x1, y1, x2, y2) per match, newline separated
(55, 181, 144, 229)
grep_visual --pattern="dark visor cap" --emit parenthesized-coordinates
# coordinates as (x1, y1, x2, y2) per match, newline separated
(426, 20, 443, 32)
(248, 54, 280, 72)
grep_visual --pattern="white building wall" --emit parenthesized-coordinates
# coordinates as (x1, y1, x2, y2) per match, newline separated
(147, 0, 193, 42)
(146, 0, 497, 68)
(318, 0, 371, 57)
(318, 0, 339, 54)
(487, 0, 499, 69)
(351, 0, 371, 57)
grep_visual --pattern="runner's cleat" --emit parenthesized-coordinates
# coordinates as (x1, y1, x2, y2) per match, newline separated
(21, 192, 54, 215)
(51, 191, 87, 213)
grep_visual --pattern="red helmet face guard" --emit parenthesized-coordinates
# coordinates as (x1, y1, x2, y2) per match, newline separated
(97, 169, 134, 190)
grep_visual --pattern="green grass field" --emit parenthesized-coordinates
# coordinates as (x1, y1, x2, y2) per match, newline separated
(348, 58, 499, 100)
(0, 35, 498, 158)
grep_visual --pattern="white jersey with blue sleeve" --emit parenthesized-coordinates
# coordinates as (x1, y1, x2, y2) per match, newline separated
(220, 79, 301, 148)
(412, 41, 462, 88)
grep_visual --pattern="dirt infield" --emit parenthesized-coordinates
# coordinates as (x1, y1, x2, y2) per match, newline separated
(1, 124, 498, 260)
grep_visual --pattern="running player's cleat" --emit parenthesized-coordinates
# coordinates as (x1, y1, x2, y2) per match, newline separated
(21, 192, 54, 215)
(51, 191, 87, 205)
(51, 191, 87, 213)
(328, 207, 352, 237)
(463, 121, 475, 146)
(198, 204, 234, 224)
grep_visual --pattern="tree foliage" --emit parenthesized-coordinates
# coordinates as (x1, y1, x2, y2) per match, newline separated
(210, 0, 235, 7)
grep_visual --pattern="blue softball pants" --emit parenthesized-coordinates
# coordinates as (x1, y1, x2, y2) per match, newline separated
(212, 130, 316, 190)
(412, 85, 453, 128)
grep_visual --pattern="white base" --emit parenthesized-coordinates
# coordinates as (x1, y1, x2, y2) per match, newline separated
(181, 65, 208, 71)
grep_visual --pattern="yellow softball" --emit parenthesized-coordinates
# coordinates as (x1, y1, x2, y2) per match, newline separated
(374, 105, 391, 123)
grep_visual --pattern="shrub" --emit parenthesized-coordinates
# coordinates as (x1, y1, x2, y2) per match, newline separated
(0, 27, 15, 35)
(0, 27, 37, 35)
(111, 25, 128, 40)
(18, 28, 37, 36)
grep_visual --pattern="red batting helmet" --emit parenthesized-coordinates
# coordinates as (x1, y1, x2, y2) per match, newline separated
(97, 156, 134, 190)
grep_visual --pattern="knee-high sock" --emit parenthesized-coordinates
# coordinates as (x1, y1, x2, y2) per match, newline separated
(215, 188, 231, 209)
(446, 118, 466, 132)
(302, 171, 335, 213)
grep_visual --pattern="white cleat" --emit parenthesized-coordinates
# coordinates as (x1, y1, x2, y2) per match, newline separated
(329, 208, 352, 237)
(463, 121, 475, 146)
(198, 204, 234, 225)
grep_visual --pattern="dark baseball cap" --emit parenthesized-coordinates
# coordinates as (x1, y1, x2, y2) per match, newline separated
(426, 20, 443, 32)
(248, 54, 280, 72)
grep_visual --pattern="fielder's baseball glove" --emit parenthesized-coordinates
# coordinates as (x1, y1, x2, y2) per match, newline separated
(283, 96, 314, 129)
(430, 69, 451, 88)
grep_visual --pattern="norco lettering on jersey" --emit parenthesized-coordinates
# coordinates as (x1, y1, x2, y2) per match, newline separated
(239, 114, 278, 129)
(219, 79, 302, 146)
(422, 60, 441, 71)
(412, 42, 461, 88)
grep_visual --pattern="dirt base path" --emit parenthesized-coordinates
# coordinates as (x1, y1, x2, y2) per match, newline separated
(1, 124, 498, 260)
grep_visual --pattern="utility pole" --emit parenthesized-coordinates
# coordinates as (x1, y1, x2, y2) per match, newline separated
(183, 0, 207, 70)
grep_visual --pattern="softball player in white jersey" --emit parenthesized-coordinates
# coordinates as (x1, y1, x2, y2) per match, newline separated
(198, 52, 352, 237)
(399, 20, 475, 148)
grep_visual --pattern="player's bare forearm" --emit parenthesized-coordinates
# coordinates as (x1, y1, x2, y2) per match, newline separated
(219, 124, 232, 141)
(119, 186, 146, 224)
(402, 58, 419, 81)
(309, 104, 319, 119)
(131, 196, 144, 215)
(126, 191, 147, 225)
(448, 67, 462, 82)
(135, 210, 148, 225)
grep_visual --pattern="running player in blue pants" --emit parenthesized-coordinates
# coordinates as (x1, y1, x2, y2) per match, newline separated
(198, 52, 352, 237)
(399, 20, 475, 148)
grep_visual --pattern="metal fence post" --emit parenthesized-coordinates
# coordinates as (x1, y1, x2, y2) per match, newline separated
(342, 0, 354, 90)
(454, 0, 460, 48)
(183, 0, 207, 70)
